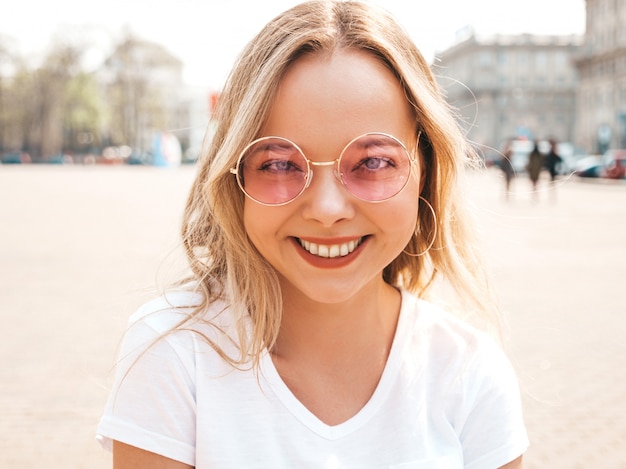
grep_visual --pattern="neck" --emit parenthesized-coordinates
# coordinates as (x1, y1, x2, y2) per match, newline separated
(271, 280, 401, 364)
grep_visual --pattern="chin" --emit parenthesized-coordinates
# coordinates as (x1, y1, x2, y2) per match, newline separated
(279, 275, 383, 307)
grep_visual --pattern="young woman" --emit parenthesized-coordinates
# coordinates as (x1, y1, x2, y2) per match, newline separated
(97, 1, 528, 467)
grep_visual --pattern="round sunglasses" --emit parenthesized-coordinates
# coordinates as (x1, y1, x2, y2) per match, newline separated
(230, 132, 419, 206)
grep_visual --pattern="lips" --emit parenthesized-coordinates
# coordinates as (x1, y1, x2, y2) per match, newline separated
(298, 237, 363, 258)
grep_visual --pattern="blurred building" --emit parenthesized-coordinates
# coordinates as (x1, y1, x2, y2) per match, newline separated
(178, 86, 216, 163)
(98, 37, 194, 157)
(435, 32, 582, 154)
(575, 0, 626, 153)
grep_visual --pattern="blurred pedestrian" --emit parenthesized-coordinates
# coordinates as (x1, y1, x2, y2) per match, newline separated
(500, 139, 515, 200)
(545, 140, 562, 182)
(96, 2, 528, 468)
(526, 141, 544, 196)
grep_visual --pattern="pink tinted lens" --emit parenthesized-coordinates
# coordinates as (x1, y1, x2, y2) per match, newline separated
(340, 134, 411, 201)
(238, 137, 308, 204)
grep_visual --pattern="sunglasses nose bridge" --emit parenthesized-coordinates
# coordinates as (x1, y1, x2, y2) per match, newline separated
(308, 160, 338, 168)
(307, 159, 344, 187)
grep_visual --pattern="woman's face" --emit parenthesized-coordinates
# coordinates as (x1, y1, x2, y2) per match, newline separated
(243, 48, 420, 305)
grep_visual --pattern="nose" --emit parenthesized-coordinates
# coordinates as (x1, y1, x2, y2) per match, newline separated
(300, 163, 355, 226)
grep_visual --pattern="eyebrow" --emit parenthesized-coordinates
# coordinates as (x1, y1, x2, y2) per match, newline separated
(350, 136, 397, 151)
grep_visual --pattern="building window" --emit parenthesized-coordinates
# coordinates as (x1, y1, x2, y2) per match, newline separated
(480, 52, 492, 66)
(594, 63, 602, 77)
(518, 52, 528, 65)
(536, 52, 548, 67)
(595, 90, 603, 106)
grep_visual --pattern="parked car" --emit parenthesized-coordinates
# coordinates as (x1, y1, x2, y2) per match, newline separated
(602, 149, 626, 179)
(1, 152, 31, 164)
(573, 155, 603, 178)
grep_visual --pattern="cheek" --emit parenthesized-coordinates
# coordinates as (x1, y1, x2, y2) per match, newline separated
(242, 202, 287, 251)
(243, 203, 267, 247)
(397, 203, 419, 235)
(380, 187, 419, 242)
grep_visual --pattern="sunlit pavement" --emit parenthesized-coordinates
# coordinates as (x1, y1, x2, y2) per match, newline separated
(471, 170, 626, 469)
(0, 165, 624, 468)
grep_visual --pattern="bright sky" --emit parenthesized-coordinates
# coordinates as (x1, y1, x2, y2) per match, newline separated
(1, 0, 585, 89)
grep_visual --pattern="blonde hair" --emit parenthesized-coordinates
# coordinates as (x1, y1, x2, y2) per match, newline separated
(179, 0, 501, 367)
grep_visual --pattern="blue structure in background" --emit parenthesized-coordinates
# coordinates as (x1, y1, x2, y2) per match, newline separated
(152, 132, 182, 167)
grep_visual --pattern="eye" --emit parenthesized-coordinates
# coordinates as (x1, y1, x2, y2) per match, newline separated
(342, 135, 406, 177)
(359, 156, 395, 171)
(350, 149, 400, 175)
(244, 141, 306, 174)
(258, 158, 303, 173)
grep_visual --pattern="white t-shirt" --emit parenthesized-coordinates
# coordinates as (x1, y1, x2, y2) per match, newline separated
(97, 290, 528, 468)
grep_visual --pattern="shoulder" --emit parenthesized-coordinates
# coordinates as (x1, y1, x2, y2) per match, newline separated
(119, 288, 236, 368)
(398, 292, 528, 467)
(128, 288, 230, 336)
(109, 289, 238, 399)
(130, 290, 203, 328)
(402, 291, 496, 349)
(399, 291, 514, 381)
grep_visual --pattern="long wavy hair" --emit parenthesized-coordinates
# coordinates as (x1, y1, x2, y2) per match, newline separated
(178, 0, 501, 367)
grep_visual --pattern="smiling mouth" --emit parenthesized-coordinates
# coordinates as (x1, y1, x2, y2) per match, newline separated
(297, 237, 364, 258)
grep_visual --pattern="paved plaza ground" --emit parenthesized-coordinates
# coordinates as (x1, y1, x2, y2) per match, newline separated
(0, 165, 624, 468)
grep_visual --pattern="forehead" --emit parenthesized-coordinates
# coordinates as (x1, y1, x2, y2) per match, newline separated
(261, 48, 415, 150)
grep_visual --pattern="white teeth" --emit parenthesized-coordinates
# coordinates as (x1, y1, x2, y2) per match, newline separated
(299, 238, 362, 258)
(340, 243, 349, 256)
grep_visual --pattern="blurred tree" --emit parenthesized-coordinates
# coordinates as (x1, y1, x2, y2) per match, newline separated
(0, 43, 79, 159)
(0, 36, 19, 154)
(7, 67, 37, 155)
(0, 40, 102, 160)
(33, 43, 83, 159)
(63, 71, 105, 155)
(0, 31, 185, 161)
